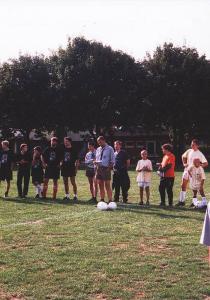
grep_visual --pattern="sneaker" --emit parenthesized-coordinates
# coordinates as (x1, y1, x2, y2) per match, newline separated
(73, 196, 79, 203)
(159, 202, 166, 207)
(175, 201, 185, 207)
(189, 202, 195, 208)
(123, 199, 128, 203)
(63, 196, 70, 201)
(139, 201, 144, 205)
(35, 194, 40, 199)
(146, 201, 150, 206)
(168, 203, 173, 208)
(4, 192, 8, 198)
(88, 197, 97, 204)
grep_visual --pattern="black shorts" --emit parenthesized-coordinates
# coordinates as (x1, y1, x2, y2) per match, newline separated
(86, 168, 95, 178)
(44, 167, 60, 180)
(31, 170, 44, 184)
(61, 166, 76, 178)
(0, 168, 12, 181)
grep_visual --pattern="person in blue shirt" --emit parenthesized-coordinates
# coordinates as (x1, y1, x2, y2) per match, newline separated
(113, 140, 130, 203)
(95, 136, 115, 203)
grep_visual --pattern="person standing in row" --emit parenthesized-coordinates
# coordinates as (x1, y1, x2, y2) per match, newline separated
(0, 140, 14, 198)
(60, 137, 79, 201)
(176, 139, 208, 207)
(42, 137, 61, 200)
(31, 146, 44, 198)
(136, 150, 152, 206)
(158, 144, 175, 207)
(95, 136, 115, 203)
(113, 140, 130, 203)
(16, 143, 31, 198)
(85, 141, 98, 203)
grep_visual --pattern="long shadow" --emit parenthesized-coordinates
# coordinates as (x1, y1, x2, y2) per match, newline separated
(1, 197, 206, 222)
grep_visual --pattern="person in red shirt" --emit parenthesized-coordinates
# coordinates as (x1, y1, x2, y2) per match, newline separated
(157, 143, 175, 207)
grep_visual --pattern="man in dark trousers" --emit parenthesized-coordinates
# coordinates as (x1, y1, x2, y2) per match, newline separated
(42, 137, 61, 200)
(113, 140, 130, 203)
(16, 143, 31, 198)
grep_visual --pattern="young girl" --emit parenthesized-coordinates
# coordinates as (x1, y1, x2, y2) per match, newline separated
(85, 142, 98, 203)
(188, 158, 207, 208)
(136, 150, 152, 205)
(31, 146, 44, 198)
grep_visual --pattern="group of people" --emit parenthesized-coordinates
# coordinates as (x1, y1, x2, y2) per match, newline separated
(0, 136, 208, 208)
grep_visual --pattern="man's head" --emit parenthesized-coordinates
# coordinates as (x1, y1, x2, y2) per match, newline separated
(88, 141, 95, 151)
(20, 143, 28, 153)
(191, 139, 199, 151)
(161, 143, 173, 155)
(114, 140, 122, 152)
(51, 137, 58, 147)
(64, 137, 72, 148)
(97, 136, 106, 147)
(1, 140, 9, 150)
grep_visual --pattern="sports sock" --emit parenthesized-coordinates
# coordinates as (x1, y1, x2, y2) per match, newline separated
(179, 191, 186, 202)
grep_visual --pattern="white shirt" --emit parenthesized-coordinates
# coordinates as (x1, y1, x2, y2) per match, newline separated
(136, 159, 152, 182)
(182, 149, 207, 167)
(188, 165, 206, 190)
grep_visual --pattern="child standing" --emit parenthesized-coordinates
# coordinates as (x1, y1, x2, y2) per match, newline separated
(31, 146, 44, 198)
(188, 158, 207, 208)
(136, 150, 152, 205)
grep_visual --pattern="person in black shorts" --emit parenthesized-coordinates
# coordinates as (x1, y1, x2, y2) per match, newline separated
(0, 140, 14, 198)
(42, 137, 61, 200)
(16, 143, 31, 198)
(31, 146, 44, 198)
(60, 137, 79, 201)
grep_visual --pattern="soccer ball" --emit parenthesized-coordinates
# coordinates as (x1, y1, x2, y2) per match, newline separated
(108, 201, 117, 210)
(97, 201, 108, 211)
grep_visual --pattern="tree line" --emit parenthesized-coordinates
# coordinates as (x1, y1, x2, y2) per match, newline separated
(0, 37, 210, 156)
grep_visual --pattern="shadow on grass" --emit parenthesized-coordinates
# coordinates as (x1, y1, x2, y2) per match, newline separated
(1, 197, 205, 221)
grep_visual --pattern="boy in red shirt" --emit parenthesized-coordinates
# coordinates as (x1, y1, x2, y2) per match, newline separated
(157, 144, 175, 207)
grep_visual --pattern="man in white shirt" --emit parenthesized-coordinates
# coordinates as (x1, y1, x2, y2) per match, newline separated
(176, 139, 208, 206)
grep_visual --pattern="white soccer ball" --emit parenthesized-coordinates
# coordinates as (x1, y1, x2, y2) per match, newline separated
(108, 201, 117, 210)
(97, 201, 108, 211)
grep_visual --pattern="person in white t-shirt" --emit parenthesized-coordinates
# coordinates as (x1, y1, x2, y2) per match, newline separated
(136, 150, 153, 205)
(188, 158, 207, 208)
(176, 139, 208, 207)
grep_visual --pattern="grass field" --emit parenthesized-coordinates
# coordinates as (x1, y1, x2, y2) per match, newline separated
(0, 171, 210, 300)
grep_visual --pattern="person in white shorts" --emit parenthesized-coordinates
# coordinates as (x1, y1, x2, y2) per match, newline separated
(136, 150, 152, 205)
(188, 158, 207, 208)
(176, 139, 208, 207)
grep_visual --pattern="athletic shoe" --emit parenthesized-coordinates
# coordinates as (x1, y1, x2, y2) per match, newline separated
(4, 192, 8, 198)
(63, 196, 70, 201)
(73, 196, 79, 203)
(88, 197, 97, 204)
(159, 202, 166, 207)
(139, 201, 144, 205)
(35, 194, 40, 199)
(189, 203, 195, 208)
(175, 201, 185, 207)
(123, 199, 128, 203)
(146, 201, 150, 206)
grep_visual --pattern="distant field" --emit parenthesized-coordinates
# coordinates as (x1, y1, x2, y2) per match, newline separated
(0, 171, 210, 300)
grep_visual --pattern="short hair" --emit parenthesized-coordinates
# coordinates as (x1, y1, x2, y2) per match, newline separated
(141, 149, 147, 155)
(114, 140, 122, 146)
(51, 137, 58, 142)
(1, 140, 9, 147)
(192, 139, 199, 146)
(88, 141, 95, 147)
(97, 136, 105, 142)
(64, 137, 72, 143)
(162, 143, 173, 152)
(20, 143, 27, 150)
(33, 146, 42, 153)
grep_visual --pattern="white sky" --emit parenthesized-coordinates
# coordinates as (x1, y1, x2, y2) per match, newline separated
(0, 0, 210, 63)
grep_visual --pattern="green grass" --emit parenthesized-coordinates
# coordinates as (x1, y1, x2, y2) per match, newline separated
(0, 171, 210, 300)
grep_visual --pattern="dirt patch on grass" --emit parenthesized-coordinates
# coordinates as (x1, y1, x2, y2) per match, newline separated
(89, 293, 108, 300)
(111, 242, 129, 250)
(139, 237, 173, 255)
(0, 289, 25, 300)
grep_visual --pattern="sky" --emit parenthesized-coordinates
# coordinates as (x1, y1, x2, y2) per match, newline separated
(0, 0, 210, 63)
